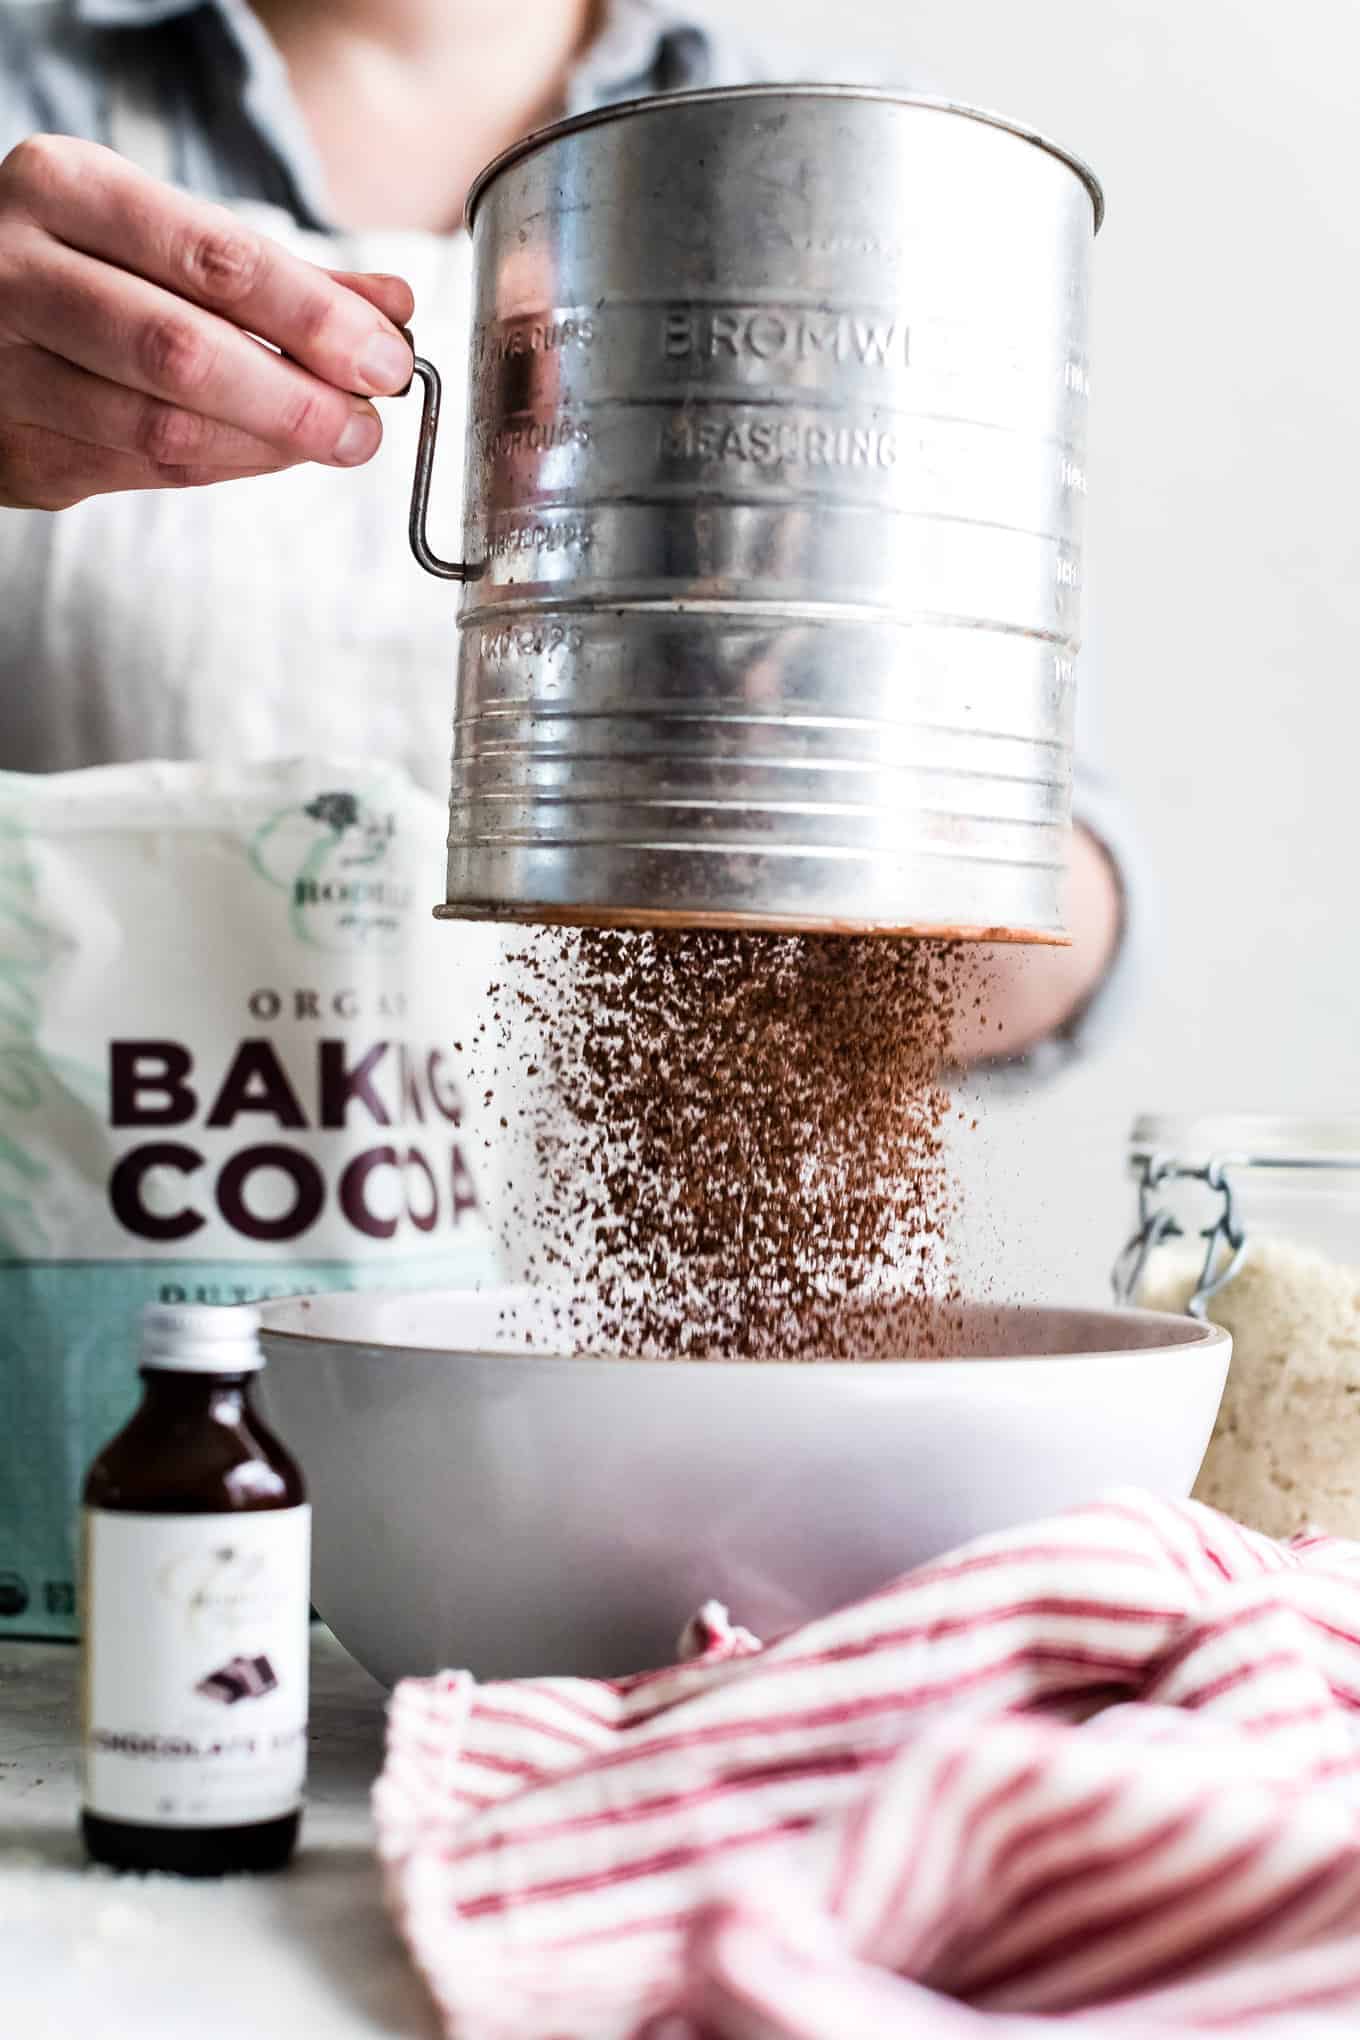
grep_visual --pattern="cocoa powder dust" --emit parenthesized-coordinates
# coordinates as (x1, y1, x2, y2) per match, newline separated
(479, 931, 978, 1360)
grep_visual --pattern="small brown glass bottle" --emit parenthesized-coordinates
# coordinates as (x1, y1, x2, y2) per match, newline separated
(81, 1303, 309, 1876)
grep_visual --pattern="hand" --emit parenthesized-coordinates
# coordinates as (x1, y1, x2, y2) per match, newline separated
(948, 825, 1124, 1067)
(0, 134, 415, 510)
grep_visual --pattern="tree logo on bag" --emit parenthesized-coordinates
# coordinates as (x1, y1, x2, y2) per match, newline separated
(246, 789, 414, 953)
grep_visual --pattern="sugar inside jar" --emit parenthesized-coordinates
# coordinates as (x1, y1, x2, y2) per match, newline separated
(1117, 1115, 1360, 1539)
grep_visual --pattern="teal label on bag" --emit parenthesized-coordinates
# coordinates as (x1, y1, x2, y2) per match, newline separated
(0, 762, 503, 1638)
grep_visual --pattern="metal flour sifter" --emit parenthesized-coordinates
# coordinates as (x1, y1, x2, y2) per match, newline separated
(400, 85, 1102, 939)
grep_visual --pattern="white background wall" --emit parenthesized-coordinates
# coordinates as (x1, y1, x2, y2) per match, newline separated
(731, 0, 1360, 1301)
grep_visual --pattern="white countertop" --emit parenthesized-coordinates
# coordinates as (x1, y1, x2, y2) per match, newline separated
(0, 1631, 440, 2040)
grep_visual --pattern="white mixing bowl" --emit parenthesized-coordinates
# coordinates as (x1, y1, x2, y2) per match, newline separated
(258, 1288, 1229, 1685)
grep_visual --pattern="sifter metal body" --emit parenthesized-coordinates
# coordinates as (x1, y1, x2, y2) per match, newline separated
(405, 86, 1102, 937)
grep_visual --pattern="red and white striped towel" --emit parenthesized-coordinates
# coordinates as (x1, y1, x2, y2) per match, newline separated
(373, 1492, 1360, 2039)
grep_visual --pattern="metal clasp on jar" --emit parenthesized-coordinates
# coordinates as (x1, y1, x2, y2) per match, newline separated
(1112, 1154, 1249, 1320)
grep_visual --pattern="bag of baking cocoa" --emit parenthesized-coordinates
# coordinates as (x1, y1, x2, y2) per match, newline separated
(0, 759, 500, 1638)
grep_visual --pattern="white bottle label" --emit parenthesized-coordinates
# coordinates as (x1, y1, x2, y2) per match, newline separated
(82, 1506, 310, 1828)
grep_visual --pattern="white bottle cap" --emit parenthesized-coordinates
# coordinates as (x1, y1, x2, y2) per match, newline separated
(140, 1302, 265, 1374)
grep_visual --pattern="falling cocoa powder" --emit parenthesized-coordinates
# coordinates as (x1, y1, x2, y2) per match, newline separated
(480, 931, 974, 1359)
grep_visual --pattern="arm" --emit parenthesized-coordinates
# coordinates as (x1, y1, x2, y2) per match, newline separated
(0, 136, 414, 510)
(949, 824, 1124, 1069)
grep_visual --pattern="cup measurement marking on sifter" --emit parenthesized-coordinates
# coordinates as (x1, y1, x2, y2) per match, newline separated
(403, 87, 1102, 938)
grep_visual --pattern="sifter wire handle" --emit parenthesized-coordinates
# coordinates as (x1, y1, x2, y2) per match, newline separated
(395, 330, 478, 583)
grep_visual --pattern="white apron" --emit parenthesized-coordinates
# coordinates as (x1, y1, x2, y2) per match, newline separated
(2, 77, 473, 790)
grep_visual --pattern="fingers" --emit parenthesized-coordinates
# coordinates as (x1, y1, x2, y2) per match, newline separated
(1, 343, 298, 472)
(0, 136, 420, 507)
(0, 419, 294, 510)
(5, 234, 386, 466)
(3, 136, 414, 397)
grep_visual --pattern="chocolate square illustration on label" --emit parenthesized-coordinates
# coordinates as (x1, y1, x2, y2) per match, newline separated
(195, 1654, 279, 1704)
